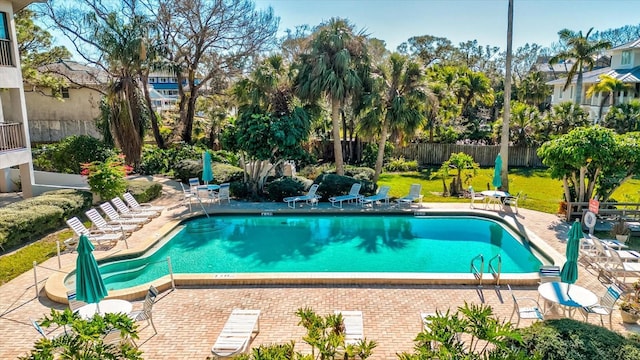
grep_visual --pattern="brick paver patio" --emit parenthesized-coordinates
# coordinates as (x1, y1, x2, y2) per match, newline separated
(1, 178, 639, 359)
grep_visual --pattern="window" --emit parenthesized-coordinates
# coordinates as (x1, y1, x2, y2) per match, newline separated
(0, 12, 8, 40)
(621, 51, 631, 65)
(160, 78, 167, 83)
(61, 88, 70, 99)
(558, 87, 563, 99)
(149, 78, 156, 83)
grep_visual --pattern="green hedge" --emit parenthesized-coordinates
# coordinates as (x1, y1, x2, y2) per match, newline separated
(314, 174, 374, 200)
(126, 180, 162, 203)
(0, 189, 92, 251)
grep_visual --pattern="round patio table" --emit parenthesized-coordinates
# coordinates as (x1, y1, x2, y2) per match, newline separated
(76, 299, 133, 320)
(537, 282, 598, 318)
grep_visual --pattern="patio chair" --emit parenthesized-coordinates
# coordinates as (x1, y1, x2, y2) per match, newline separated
(334, 310, 364, 346)
(129, 285, 159, 336)
(123, 192, 164, 214)
(599, 250, 640, 284)
(211, 309, 260, 358)
(396, 184, 423, 208)
(360, 185, 391, 208)
(111, 197, 157, 219)
(503, 191, 523, 214)
(67, 290, 87, 312)
(283, 184, 320, 208)
(212, 183, 231, 204)
(538, 265, 561, 284)
(85, 208, 140, 236)
(329, 183, 363, 208)
(30, 318, 68, 340)
(99, 202, 150, 225)
(579, 284, 621, 329)
(469, 188, 485, 209)
(65, 217, 123, 246)
(507, 284, 544, 327)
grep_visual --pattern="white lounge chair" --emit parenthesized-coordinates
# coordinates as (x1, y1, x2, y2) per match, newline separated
(85, 208, 140, 236)
(334, 310, 363, 345)
(111, 197, 158, 219)
(507, 284, 543, 327)
(212, 183, 231, 204)
(283, 184, 320, 208)
(211, 309, 260, 358)
(329, 183, 363, 208)
(99, 202, 150, 225)
(469, 188, 485, 209)
(123, 192, 164, 214)
(396, 184, 423, 208)
(360, 185, 390, 208)
(65, 217, 123, 246)
(599, 249, 640, 284)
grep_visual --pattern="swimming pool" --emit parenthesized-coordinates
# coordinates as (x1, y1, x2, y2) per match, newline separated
(66, 214, 543, 291)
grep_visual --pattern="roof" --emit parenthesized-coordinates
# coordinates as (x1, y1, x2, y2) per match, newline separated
(11, 0, 45, 12)
(610, 38, 640, 52)
(36, 60, 110, 86)
(546, 66, 640, 86)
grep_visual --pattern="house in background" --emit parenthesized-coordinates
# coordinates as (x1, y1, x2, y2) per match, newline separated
(22, 60, 108, 142)
(0, 0, 40, 197)
(546, 39, 640, 121)
(148, 71, 180, 111)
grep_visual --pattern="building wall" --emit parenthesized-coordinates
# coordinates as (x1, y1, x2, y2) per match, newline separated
(610, 49, 640, 69)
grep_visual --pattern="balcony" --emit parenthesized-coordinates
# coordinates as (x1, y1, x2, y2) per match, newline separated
(0, 123, 26, 152)
(0, 39, 13, 67)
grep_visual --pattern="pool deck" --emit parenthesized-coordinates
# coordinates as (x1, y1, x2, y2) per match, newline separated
(1, 177, 639, 359)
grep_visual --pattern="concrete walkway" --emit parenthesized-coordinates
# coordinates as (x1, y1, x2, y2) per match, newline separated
(1, 179, 639, 359)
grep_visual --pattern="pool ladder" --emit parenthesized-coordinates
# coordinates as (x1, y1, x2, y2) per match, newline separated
(488, 254, 502, 288)
(470, 254, 484, 288)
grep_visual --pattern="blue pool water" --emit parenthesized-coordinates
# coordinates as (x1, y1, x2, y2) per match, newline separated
(88, 215, 542, 291)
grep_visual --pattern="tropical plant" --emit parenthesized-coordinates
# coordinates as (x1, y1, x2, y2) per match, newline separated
(494, 101, 543, 147)
(20, 309, 142, 360)
(549, 28, 612, 105)
(586, 74, 634, 121)
(516, 70, 552, 109)
(358, 53, 427, 183)
(601, 100, 640, 134)
(81, 154, 131, 200)
(295, 17, 370, 176)
(437, 152, 479, 197)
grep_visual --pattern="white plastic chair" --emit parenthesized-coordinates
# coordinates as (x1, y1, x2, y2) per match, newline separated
(580, 284, 621, 329)
(360, 185, 391, 208)
(85, 208, 140, 236)
(211, 309, 260, 358)
(329, 183, 363, 208)
(334, 310, 364, 345)
(65, 217, 123, 246)
(129, 285, 159, 335)
(66, 290, 87, 312)
(111, 197, 157, 219)
(507, 284, 544, 327)
(99, 202, 150, 225)
(469, 188, 485, 209)
(396, 184, 423, 208)
(123, 192, 164, 214)
(213, 183, 231, 204)
(283, 184, 320, 208)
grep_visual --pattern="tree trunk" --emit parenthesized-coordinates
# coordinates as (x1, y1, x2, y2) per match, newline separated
(578, 166, 586, 202)
(575, 65, 584, 105)
(331, 98, 344, 175)
(341, 108, 349, 164)
(373, 123, 388, 183)
(500, 0, 513, 192)
(140, 73, 166, 149)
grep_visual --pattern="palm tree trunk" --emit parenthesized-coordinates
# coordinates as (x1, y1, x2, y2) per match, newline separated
(575, 68, 584, 105)
(373, 123, 388, 183)
(331, 98, 344, 175)
(140, 72, 166, 149)
(500, 0, 513, 192)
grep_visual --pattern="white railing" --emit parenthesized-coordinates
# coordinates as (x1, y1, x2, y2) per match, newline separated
(0, 39, 13, 67)
(0, 123, 26, 151)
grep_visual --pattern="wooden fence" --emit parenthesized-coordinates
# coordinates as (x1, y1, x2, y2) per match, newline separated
(394, 144, 544, 167)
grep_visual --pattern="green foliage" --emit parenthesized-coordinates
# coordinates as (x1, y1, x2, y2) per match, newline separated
(82, 154, 131, 200)
(315, 174, 373, 199)
(0, 238, 58, 285)
(438, 152, 479, 196)
(517, 319, 640, 360)
(233, 342, 298, 360)
(32, 136, 114, 174)
(126, 180, 163, 203)
(361, 142, 394, 169)
(138, 144, 237, 176)
(229, 181, 251, 200)
(21, 309, 142, 360)
(343, 166, 375, 182)
(602, 100, 640, 134)
(173, 159, 203, 183)
(385, 157, 418, 172)
(266, 177, 306, 201)
(399, 303, 527, 360)
(213, 163, 245, 183)
(0, 190, 92, 251)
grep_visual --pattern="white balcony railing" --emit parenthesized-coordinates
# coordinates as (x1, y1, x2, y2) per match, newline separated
(0, 123, 26, 151)
(0, 39, 13, 67)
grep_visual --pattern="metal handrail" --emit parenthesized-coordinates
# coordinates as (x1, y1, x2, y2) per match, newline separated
(488, 254, 502, 287)
(470, 254, 484, 287)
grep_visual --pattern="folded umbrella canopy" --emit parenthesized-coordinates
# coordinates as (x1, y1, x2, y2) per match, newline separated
(75, 234, 108, 306)
(202, 150, 214, 185)
(560, 220, 582, 284)
(492, 153, 502, 189)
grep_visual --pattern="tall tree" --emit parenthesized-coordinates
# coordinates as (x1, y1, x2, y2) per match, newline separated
(516, 71, 552, 109)
(586, 74, 634, 120)
(549, 28, 612, 105)
(500, 0, 513, 192)
(153, 0, 278, 143)
(359, 53, 427, 183)
(295, 18, 370, 176)
(397, 34, 455, 67)
(601, 100, 640, 134)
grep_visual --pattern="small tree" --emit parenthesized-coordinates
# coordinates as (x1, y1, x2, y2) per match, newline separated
(81, 154, 131, 200)
(437, 152, 479, 197)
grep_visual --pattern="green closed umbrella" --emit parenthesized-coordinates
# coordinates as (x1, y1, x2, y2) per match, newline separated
(560, 220, 582, 284)
(75, 234, 108, 305)
(202, 151, 214, 184)
(492, 153, 502, 189)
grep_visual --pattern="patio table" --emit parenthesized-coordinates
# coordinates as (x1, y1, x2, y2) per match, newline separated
(538, 282, 597, 318)
(76, 299, 133, 320)
(481, 190, 509, 210)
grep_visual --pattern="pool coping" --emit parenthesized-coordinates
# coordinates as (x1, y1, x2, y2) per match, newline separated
(45, 208, 564, 303)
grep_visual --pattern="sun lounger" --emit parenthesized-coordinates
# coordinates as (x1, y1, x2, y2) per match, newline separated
(211, 309, 260, 358)
(123, 192, 164, 214)
(283, 184, 320, 208)
(335, 310, 363, 345)
(329, 183, 363, 208)
(598, 249, 640, 284)
(111, 197, 158, 219)
(396, 184, 423, 208)
(360, 185, 390, 208)
(65, 217, 123, 246)
(99, 202, 150, 225)
(85, 208, 140, 235)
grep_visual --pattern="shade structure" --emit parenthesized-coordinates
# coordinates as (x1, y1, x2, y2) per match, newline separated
(75, 234, 108, 304)
(202, 151, 214, 184)
(560, 220, 582, 284)
(492, 153, 502, 189)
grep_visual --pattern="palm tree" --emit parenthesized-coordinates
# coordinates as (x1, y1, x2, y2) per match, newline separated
(549, 28, 612, 105)
(517, 71, 552, 109)
(586, 74, 633, 121)
(295, 18, 370, 176)
(455, 69, 495, 117)
(359, 53, 427, 182)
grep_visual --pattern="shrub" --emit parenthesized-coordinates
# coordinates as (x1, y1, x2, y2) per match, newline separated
(516, 319, 640, 359)
(213, 163, 244, 183)
(315, 174, 373, 200)
(82, 154, 131, 200)
(385, 157, 418, 172)
(32, 135, 114, 174)
(229, 181, 250, 200)
(297, 164, 330, 180)
(361, 142, 394, 169)
(266, 177, 306, 201)
(126, 180, 163, 203)
(344, 166, 375, 182)
(138, 144, 239, 176)
(173, 159, 202, 183)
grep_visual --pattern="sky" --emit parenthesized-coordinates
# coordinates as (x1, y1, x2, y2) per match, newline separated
(253, 0, 640, 51)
